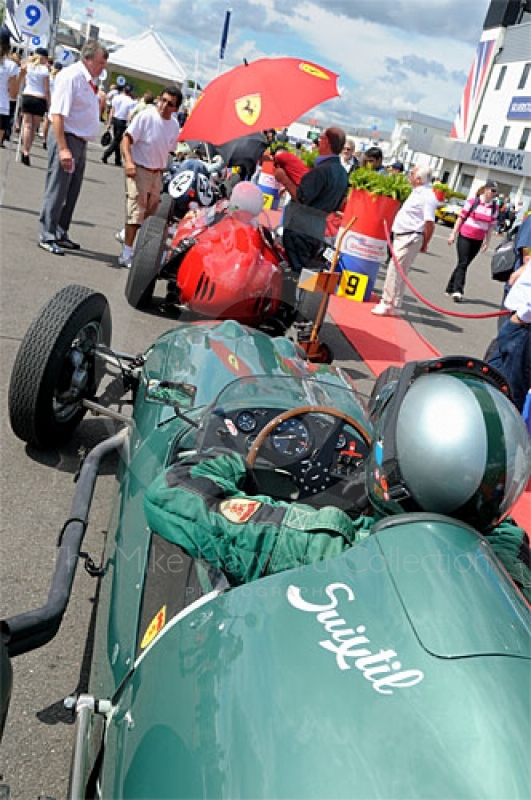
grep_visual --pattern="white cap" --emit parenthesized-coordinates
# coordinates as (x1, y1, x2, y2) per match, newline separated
(230, 182, 264, 218)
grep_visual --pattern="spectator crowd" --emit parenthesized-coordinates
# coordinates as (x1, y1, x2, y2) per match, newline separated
(0, 25, 529, 431)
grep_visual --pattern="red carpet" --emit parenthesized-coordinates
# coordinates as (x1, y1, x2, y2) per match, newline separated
(329, 294, 529, 532)
(512, 481, 530, 534)
(329, 294, 440, 377)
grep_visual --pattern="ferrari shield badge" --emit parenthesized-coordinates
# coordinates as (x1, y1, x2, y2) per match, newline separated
(141, 605, 167, 649)
(299, 62, 331, 80)
(220, 498, 261, 523)
(235, 94, 262, 126)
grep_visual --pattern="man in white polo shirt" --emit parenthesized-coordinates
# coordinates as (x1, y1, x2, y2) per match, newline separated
(102, 82, 136, 166)
(118, 85, 181, 267)
(38, 39, 108, 254)
(372, 165, 438, 316)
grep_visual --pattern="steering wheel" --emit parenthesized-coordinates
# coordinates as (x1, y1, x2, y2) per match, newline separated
(246, 405, 372, 468)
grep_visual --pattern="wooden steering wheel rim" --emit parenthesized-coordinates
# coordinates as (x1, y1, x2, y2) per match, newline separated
(246, 405, 372, 468)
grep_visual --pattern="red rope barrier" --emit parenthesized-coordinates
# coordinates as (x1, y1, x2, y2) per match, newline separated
(384, 222, 509, 320)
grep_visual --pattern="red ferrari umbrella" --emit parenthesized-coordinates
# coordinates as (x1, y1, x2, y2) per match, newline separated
(179, 57, 340, 145)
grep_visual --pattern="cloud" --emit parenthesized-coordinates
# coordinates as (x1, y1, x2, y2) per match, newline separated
(271, 2, 481, 128)
(62, 0, 490, 132)
(270, 0, 489, 44)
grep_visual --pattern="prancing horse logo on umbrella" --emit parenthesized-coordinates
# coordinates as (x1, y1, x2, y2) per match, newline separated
(235, 94, 262, 125)
(299, 63, 331, 80)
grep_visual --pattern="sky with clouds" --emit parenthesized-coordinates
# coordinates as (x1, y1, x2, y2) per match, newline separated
(62, 0, 492, 133)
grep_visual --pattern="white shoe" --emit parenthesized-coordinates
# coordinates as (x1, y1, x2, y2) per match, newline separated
(115, 229, 125, 244)
(451, 292, 463, 302)
(118, 254, 131, 268)
(371, 302, 402, 317)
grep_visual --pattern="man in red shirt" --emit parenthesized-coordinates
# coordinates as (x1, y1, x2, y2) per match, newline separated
(272, 148, 309, 199)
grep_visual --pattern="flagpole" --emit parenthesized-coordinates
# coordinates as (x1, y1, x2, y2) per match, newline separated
(193, 50, 199, 102)
(217, 8, 231, 76)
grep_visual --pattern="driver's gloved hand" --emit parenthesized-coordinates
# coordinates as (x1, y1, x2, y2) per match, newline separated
(167, 452, 258, 498)
(238, 464, 259, 495)
(341, 462, 370, 515)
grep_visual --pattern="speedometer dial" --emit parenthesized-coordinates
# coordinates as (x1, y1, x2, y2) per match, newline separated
(271, 418, 311, 458)
(236, 411, 257, 433)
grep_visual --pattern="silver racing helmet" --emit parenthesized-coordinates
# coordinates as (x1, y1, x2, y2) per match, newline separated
(366, 357, 531, 531)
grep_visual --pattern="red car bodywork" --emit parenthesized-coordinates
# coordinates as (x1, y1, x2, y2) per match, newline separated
(169, 205, 284, 324)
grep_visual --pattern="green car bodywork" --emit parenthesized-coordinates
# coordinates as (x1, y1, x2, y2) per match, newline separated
(78, 320, 531, 798)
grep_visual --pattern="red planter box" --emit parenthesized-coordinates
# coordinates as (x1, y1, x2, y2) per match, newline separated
(342, 189, 401, 239)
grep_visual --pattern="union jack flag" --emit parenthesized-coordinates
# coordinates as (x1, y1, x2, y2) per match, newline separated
(451, 37, 496, 140)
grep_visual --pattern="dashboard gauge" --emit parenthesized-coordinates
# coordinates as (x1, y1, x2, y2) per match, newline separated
(271, 418, 311, 458)
(236, 410, 257, 433)
(335, 432, 347, 451)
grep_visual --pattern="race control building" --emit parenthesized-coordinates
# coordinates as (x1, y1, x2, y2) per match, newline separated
(390, 0, 531, 209)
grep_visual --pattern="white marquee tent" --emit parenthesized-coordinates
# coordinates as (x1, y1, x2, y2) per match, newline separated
(106, 29, 186, 88)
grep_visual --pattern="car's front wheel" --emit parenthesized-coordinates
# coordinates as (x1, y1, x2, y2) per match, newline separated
(155, 193, 176, 226)
(8, 285, 111, 448)
(125, 216, 167, 309)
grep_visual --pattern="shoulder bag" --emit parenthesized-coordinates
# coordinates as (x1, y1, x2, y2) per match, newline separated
(491, 228, 518, 283)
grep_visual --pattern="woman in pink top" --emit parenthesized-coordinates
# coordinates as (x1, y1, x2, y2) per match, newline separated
(445, 180, 499, 301)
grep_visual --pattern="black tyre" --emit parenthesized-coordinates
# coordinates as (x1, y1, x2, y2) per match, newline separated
(8, 285, 111, 448)
(367, 365, 402, 418)
(125, 216, 167, 309)
(318, 341, 333, 364)
(0, 636, 12, 742)
(155, 193, 175, 225)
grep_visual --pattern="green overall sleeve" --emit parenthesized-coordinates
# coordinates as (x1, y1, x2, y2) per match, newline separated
(144, 452, 373, 585)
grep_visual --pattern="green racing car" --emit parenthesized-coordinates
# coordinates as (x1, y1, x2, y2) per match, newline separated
(1, 284, 530, 799)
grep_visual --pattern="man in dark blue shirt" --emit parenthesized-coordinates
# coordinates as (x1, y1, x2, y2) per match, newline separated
(283, 127, 348, 275)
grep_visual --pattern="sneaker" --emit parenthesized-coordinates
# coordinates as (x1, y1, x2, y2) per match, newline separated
(451, 292, 463, 302)
(115, 230, 125, 244)
(56, 235, 81, 250)
(39, 240, 64, 255)
(118, 254, 131, 268)
(371, 302, 402, 317)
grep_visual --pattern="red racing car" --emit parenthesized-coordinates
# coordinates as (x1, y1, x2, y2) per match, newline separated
(125, 181, 290, 327)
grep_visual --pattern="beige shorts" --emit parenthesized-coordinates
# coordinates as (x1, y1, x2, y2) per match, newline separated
(126, 165, 162, 225)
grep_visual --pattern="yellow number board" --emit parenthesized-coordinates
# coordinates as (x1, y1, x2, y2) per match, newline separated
(336, 269, 369, 302)
(262, 193, 276, 209)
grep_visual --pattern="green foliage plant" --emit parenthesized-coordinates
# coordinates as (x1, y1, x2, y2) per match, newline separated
(348, 167, 412, 203)
(433, 181, 465, 201)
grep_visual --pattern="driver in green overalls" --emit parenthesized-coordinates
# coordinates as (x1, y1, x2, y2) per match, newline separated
(144, 363, 531, 601)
